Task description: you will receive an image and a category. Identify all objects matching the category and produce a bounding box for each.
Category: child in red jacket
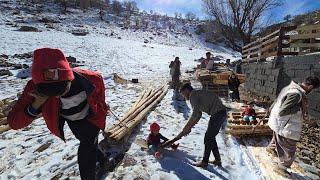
[241,101,257,125]
[147,122,178,157]
[7,48,109,180]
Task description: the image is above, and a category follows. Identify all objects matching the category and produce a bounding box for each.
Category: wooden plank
[290,32,320,40]
[296,24,320,31]
[281,25,297,32]
[261,42,278,54]
[243,30,280,50]
[242,45,260,54]
[243,39,261,49]
[282,51,299,56]
[0,125,10,134]
[290,43,320,48]
[261,36,279,47]
[260,30,280,42]
[228,124,271,130]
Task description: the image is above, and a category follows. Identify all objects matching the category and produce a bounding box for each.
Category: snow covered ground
[0,12,243,180]
[0,1,311,180]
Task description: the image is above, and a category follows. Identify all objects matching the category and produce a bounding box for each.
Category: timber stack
[226,111,273,136]
[105,86,168,141]
[0,96,17,134]
[195,67,245,97]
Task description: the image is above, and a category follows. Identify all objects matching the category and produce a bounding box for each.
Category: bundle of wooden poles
[105,86,168,141]
[226,112,273,136]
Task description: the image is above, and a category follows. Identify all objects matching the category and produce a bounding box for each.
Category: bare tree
[203,0,282,51]
[283,14,292,22]
[123,1,138,16]
[185,12,197,22]
[112,0,123,16]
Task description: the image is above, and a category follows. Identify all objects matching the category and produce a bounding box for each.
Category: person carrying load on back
[254,76,320,178]
[7,48,109,180]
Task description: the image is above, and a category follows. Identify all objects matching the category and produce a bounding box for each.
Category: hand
[29,91,49,110]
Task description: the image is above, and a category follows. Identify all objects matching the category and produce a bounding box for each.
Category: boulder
[17,68,31,79]
[17,26,40,32]
[0,70,12,76]
[144,39,149,43]
[71,29,89,36]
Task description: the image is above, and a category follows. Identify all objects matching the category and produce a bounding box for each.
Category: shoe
[266,148,277,158]
[273,165,291,178]
[209,160,222,167]
[193,161,208,168]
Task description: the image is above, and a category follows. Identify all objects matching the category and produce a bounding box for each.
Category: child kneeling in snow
[241,102,257,125]
[147,122,178,156]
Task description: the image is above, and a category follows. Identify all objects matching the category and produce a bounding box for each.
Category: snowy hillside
[0,1,315,180]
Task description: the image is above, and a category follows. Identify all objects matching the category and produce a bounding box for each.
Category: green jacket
[189,90,226,121]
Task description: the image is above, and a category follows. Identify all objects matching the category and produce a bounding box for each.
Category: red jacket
[242,106,256,117]
[7,69,109,139]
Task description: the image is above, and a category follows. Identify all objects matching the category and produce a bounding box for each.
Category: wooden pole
[110,89,164,138]
[113,87,168,140]
[0,125,11,134]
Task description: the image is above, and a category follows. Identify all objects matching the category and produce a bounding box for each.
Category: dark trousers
[67,119,104,180]
[230,89,240,100]
[202,110,227,163]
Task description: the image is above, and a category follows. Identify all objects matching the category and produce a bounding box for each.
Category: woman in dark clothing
[228,73,240,102]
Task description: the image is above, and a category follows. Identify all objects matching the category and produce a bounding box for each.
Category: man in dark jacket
[179,83,227,168]
[171,57,181,89]
[7,48,109,180]
[228,73,240,101]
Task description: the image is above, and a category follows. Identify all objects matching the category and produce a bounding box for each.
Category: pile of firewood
[297,124,320,172]
[226,112,273,136]
[0,96,17,134]
[105,87,168,141]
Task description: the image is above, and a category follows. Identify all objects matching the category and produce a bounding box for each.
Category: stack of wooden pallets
[226,111,273,136]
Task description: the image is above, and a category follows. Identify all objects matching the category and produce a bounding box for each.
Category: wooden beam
[290,33,320,40]
[296,24,320,31]
[290,43,320,48]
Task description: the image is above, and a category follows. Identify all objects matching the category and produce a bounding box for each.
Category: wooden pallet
[227,112,272,137]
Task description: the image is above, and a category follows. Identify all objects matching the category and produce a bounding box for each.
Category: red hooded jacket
[7,48,108,139]
[7,69,108,139]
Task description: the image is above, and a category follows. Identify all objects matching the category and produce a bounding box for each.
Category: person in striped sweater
[7,48,109,180]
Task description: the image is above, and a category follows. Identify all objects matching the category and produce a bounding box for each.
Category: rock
[189,48,193,50]
[144,39,149,43]
[71,29,89,36]
[0,70,12,76]
[17,68,31,79]
[0,54,8,59]
[149,37,154,40]
[13,64,23,69]
[17,26,40,32]
[66,56,77,63]
[45,23,55,29]
[38,17,60,24]
[117,37,122,39]
[12,52,32,59]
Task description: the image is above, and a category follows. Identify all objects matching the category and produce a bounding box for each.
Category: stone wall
[242,54,320,118]
[242,62,280,99]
